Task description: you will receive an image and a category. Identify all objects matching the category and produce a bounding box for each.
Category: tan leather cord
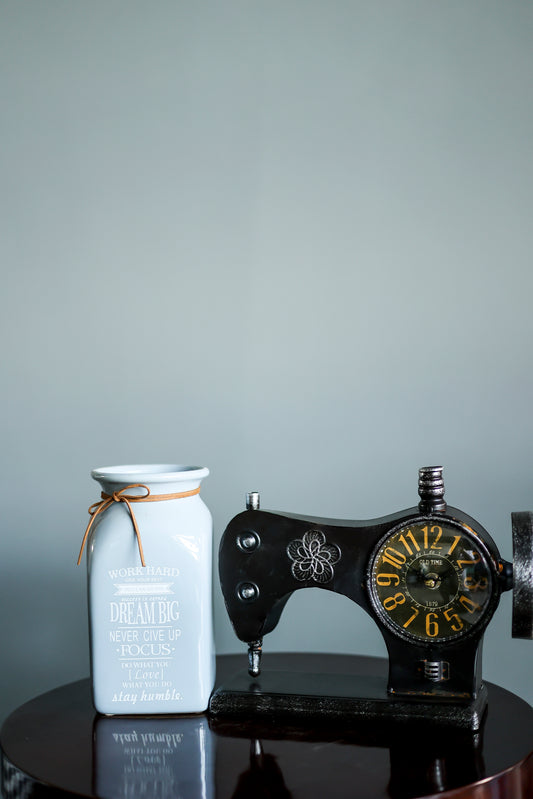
[77,483,201,567]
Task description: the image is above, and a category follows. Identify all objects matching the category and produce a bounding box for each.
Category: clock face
[369,521,494,643]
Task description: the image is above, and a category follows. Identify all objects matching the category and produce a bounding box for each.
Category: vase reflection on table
[93,715,214,799]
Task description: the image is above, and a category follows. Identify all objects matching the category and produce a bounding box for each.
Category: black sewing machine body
[212,468,532,729]
[220,504,506,702]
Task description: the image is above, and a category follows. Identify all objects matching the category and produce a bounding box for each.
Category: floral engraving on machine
[287,530,341,583]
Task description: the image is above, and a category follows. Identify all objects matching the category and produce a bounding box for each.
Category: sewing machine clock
[369,521,495,644]
[210,467,533,729]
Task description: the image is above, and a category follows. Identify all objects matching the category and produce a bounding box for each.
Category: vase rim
[91,463,209,484]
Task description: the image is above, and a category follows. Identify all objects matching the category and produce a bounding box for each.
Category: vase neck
[91,464,209,497]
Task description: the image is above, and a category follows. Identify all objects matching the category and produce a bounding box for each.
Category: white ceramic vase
[84,464,215,715]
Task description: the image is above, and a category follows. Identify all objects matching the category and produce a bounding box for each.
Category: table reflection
[211,716,486,799]
[230,740,292,799]
[93,715,214,799]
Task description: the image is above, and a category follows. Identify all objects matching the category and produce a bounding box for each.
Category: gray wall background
[1,1,533,728]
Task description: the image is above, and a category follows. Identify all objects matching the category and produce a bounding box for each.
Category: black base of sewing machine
[208,666,488,731]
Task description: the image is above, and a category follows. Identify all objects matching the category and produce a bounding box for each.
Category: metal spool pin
[418,466,446,513]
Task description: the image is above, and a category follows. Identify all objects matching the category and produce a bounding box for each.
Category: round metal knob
[237,582,259,602]
[237,531,260,552]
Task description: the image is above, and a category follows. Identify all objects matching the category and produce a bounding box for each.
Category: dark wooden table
[1,653,532,798]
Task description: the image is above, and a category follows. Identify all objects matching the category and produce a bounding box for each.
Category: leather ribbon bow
[77,483,200,567]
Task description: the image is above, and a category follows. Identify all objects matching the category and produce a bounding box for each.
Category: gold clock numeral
[376,573,400,587]
[463,576,488,591]
[443,607,464,631]
[430,527,443,549]
[459,595,481,614]
[383,592,406,611]
[403,606,419,629]
[457,551,481,569]
[398,530,420,556]
[421,525,443,550]
[425,612,439,637]
[382,548,407,569]
[446,535,461,556]
[422,525,429,549]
